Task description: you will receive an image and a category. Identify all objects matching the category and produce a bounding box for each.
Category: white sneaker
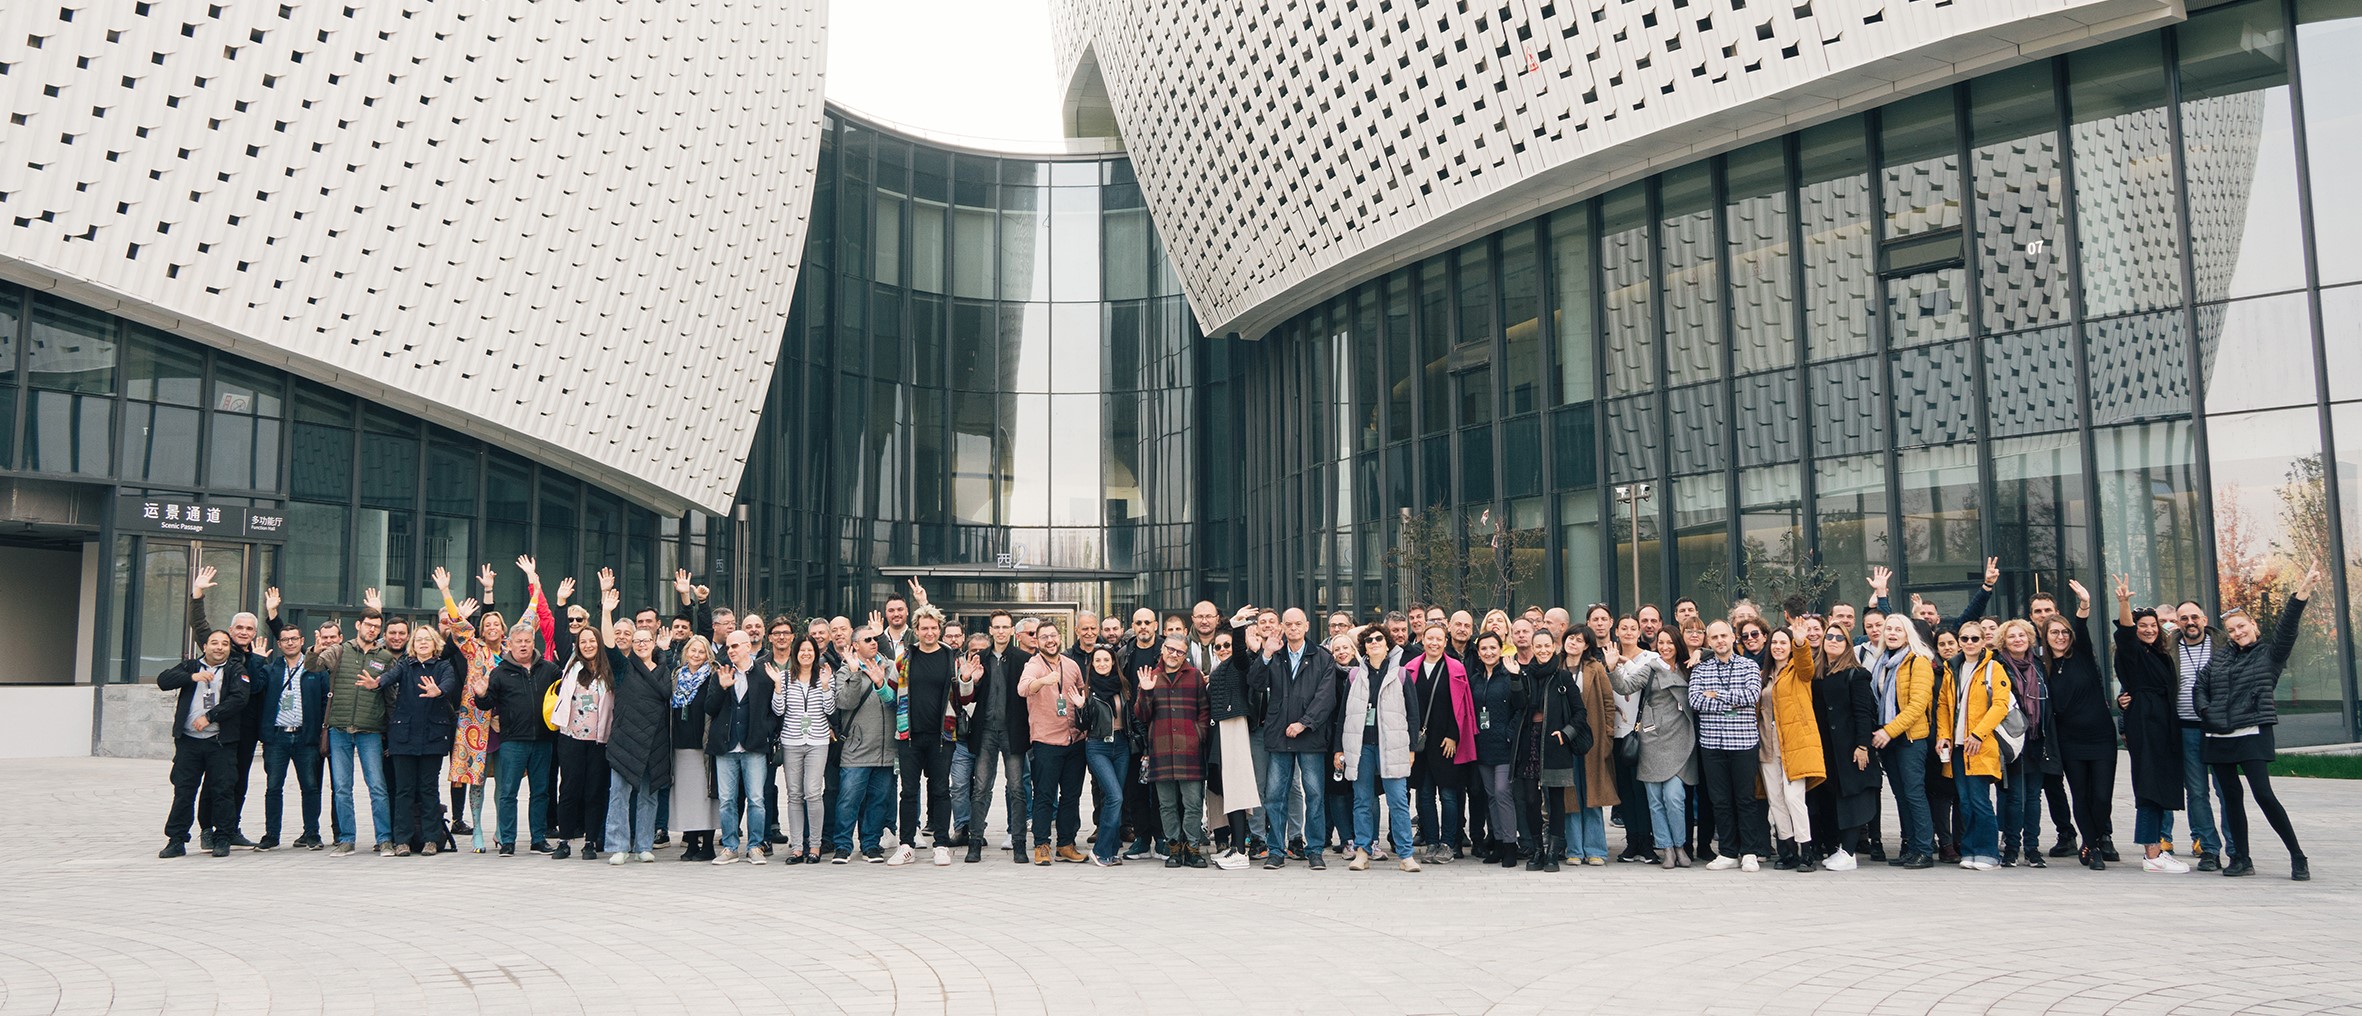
[998,834,1013,850]
[916,832,934,849]
[1822,849,1857,871]
[932,846,952,867]
[1740,854,1761,873]
[608,852,628,866]
[1970,858,1997,871]
[2144,853,2191,873]
[747,849,767,865]
[1214,850,1250,870]
[1705,854,1740,871]
[886,844,916,866]
[881,830,901,849]
[636,851,656,862]
[711,849,739,865]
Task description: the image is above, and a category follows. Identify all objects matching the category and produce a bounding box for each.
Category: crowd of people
[156,551,2321,882]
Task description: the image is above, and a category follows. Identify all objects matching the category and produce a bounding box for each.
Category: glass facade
[1235,0,2362,743]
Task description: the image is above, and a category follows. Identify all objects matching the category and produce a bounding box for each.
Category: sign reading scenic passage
[117,497,289,542]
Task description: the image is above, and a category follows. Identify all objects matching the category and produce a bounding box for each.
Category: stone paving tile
[4,756,2362,1015]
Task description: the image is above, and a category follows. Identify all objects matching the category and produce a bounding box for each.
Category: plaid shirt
[1687,654,1763,751]
[1136,663,1210,782]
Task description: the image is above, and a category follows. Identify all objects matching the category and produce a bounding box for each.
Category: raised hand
[599,567,617,592]
[515,555,538,584]
[455,597,479,620]
[1983,556,2001,589]
[418,674,443,699]
[907,577,931,607]
[191,565,218,598]
[673,568,693,602]
[2112,574,2132,603]
[2296,560,2324,599]
[1868,566,1891,599]
[555,577,575,605]
[601,588,621,613]
[2066,579,2089,605]
[431,566,452,592]
[263,587,283,616]
[361,587,380,611]
[476,564,497,593]
[692,584,709,602]
[868,610,885,632]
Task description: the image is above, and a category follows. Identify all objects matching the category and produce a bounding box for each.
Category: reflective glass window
[2178,1,2309,299]
[2069,34,2185,316]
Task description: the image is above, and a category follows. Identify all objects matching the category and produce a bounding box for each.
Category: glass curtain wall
[1234,0,2362,741]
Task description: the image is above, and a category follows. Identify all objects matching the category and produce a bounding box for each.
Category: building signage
[116,497,289,542]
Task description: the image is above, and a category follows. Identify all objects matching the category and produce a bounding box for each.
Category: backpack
[1981,661,2027,763]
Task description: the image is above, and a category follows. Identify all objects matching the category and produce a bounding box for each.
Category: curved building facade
[1193,0,2362,744]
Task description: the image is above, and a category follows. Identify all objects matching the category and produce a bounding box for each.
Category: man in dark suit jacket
[251,625,330,850]
[158,630,253,858]
[1252,608,1339,870]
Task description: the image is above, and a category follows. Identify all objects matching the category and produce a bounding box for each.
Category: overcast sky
[826,0,1065,142]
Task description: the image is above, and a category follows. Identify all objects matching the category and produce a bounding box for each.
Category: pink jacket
[1407,654,1479,765]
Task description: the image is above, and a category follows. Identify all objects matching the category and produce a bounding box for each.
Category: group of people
[157,551,2319,882]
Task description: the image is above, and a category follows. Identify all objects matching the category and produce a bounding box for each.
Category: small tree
[1694,530,1836,618]
[1389,506,1467,608]
[1467,507,1546,611]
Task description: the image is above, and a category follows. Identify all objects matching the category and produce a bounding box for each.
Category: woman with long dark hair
[2112,575,2187,873]
[1812,634,1881,871]
[1613,627,1695,868]
[770,632,834,865]
[1516,632,1576,872]
[1563,627,1619,865]
[2040,580,2116,871]
[548,623,615,861]
[1409,623,1477,865]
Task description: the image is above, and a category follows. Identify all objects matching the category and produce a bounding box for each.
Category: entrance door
[134,538,276,678]
[945,602,1080,646]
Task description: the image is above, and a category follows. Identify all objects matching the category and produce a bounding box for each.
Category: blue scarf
[673,662,713,708]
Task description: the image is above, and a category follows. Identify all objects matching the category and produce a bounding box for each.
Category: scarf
[1999,651,2041,728]
[1869,647,1907,726]
[673,661,713,708]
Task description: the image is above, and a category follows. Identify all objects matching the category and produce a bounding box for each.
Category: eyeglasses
[1213,641,1234,650]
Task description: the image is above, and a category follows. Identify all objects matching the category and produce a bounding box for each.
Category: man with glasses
[1119,608,1166,860]
[831,627,897,863]
[1137,636,1212,868]
[960,611,1032,863]
[2171,600,2230,870]
[1254,608,1338,870]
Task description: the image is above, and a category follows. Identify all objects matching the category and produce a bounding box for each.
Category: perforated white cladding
[1054,0,2183,340]
[0,0,827,515]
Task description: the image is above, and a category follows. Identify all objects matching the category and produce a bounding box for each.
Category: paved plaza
[2,756,2359,1016]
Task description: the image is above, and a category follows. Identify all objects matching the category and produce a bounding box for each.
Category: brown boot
[1032,844,1052,866]
[1056,845,1089,863]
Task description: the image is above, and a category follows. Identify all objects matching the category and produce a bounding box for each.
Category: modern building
[5,0,2362,751]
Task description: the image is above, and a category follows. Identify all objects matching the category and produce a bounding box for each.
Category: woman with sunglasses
[2194,561,2319,880]
[1992,618,2057,867]
[1204,616,1264,869]
[1342,625,1422,872]
[1612,627,1695,867]
[1409,623,1478,865]
[1926,627,1965,863]
[2112,575,2188,873]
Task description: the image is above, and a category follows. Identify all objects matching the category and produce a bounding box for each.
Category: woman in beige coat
[1561,628,1621,864]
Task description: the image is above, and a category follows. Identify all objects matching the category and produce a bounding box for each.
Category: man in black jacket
[1254,608,1339,870]
[475,623,561,856]
[962,610,1032,863]
[159,631,252,858]
[891,607,958,866]
[704,630,778,864]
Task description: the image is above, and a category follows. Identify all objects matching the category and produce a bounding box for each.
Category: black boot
[1774,838,1797,871]
[1542,838,1562,873]
[1795,842,1819,873]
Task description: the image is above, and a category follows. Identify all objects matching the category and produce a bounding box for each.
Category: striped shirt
[1686,654,1763,751]
[2174,636,2211,724]
[770,663,835,747]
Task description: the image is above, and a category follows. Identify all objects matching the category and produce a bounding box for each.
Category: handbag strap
[1415,660,1446,742]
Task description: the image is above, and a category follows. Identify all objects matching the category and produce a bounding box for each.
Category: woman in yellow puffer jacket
[1937,645,2012,871]
[1759,624,1826,871]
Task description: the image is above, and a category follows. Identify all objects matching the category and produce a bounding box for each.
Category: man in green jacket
[312,595,397,857]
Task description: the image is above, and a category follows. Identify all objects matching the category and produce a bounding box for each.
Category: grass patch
[2272,753,2362,780]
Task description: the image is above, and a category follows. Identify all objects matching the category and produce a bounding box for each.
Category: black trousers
[1926,750,1960,851]
[388,754,446,847]
[1613,751,1650,853]
[2062,754,2117,847]
[165,735,236,844]
[553,736,611,846]
[898,736,955,841]
[1515,782,1566,852]
[2213,759,2302,863]
[820,739,844,846]
[1464,771,1490,849]
[227,735,258,833]
[1690,762,1719,853]
[1699,747,1769,858]
[763,757,782,840]
[2043,771,2078,845]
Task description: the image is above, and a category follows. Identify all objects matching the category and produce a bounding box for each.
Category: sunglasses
[1214,641,1234,650]
[859,636,879,644]
[1743,631,1767,640]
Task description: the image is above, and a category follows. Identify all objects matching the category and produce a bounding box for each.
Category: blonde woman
[668,635,721,861]
[1759,625,1825,872]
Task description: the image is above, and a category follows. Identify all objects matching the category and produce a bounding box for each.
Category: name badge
[1364,705,1377,726]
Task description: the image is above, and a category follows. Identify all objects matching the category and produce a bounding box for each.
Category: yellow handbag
[541,679,563,731]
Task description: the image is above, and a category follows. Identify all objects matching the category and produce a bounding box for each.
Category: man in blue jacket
[252,625,330,850]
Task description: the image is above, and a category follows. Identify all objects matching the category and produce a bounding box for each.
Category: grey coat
[834,655,898,768]
[1610,651,1698,785]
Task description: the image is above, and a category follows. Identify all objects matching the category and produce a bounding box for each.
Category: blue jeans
[2135,803,2173,849]
[1083,736,1129,860]
[1029,742,1086,847]
[492,739,554,846]
[1263,750,1329,857]
[326,729,388,845]
[2180,726,2228,857]
[1880,738,1933,856]
[949,741,975,834]
[604,772,658,853]
[261,732,323,841]
[1352,744,1412,856]
[1642,779,1685,851]
[714,750,767,853]
[1565,807,1609,860]
[1957,773,1999,862]
[833,766,893,853]
[2001,759,2041,856]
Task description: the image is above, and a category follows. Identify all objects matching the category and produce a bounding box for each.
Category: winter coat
[700,665,779,756]
[835,654,900,767]
[1530,658,1588,781]
[1566,656,1620,810]
[1342,658,1422,780]
[1611,651,1696,785]
[313,640,396,733]
[1468,661,1525,765]
[1251,642,1340,753]
[1937,654,2013,781]
[2114,624,2184,811]
[1136,663,1211,782]
[2044,615,2117,762]
[478,656,560,743]
[1813,664,1883,805]
[605,650,673,790]
[158,656,251,738]
[1762,648,1827,787]
[381,656,460,756]
[2195,595,2310,733]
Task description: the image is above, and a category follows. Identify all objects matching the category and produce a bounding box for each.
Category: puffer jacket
[1937,653,2013,781]
[2195,595,2309,733]
[1340,658,1423,780]
[381,655,459,756]
[314,640,396,733]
